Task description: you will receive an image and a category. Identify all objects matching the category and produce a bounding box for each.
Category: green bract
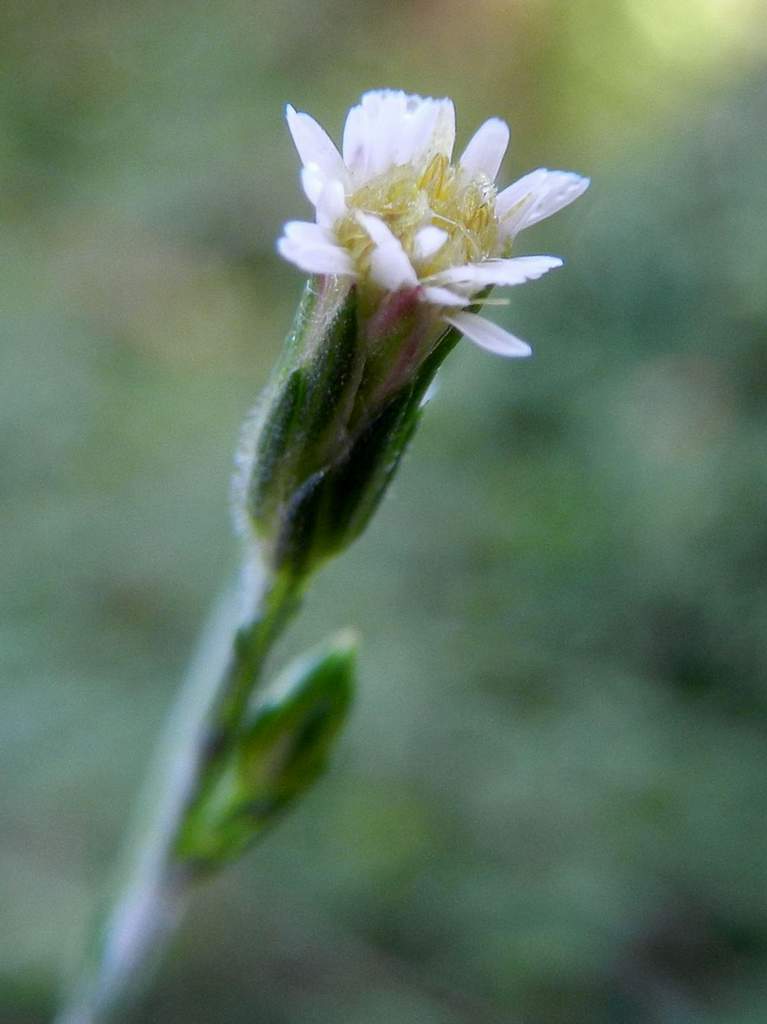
[238,275,462,577]
[175,632,357,868]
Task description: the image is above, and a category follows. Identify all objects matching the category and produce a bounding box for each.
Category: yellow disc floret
[335,153,500,283]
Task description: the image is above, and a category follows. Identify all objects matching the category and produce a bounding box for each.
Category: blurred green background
[3,1,767,1022]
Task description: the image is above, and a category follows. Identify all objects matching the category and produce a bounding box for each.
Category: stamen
[418,153,448,194]
[467,205,490,233]
[432,212,461,231]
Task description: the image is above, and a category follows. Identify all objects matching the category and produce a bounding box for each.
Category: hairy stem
[56,562,301,1024]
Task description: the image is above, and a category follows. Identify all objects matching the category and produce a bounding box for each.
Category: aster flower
[278,89,589,358]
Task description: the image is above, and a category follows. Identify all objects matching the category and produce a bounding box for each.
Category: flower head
[278,89,589,358]
[242,92,589,576]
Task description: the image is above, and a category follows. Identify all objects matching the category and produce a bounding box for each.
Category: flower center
[335,153,500,282]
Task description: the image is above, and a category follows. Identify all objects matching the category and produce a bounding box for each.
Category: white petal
[444,312,532,358]
[343,91,455,183]
[315,178,347,228]
[412,225,449,261]
[459,118,510,181]
[283,220,336,245]
[341,102,367,176]
[429,255,563,289]
[396,104,432,166]
[356,212,418,291]
[497,193,538,242]
[495,169,548,216]
[394,95,456,167]
[277,235,354,276]
[420,285,469,307]
[285,105,346,181]
[300,164,325,205]
[365,91,404,176]
[431,99,456,161]
[343,91,403,181]
[498,169,589,235]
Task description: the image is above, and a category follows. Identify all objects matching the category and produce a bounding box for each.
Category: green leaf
[174,631,357,869]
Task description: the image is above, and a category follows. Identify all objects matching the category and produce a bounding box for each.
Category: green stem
[55,561,302,1024]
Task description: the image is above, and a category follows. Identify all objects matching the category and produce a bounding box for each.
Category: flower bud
[174,630,356,868]
[235,275,457,579]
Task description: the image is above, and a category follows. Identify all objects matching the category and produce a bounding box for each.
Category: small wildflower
[278,89,589,357]
[240,90,589,575]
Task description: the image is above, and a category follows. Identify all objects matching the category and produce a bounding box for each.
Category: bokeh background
[3,1,767,1022]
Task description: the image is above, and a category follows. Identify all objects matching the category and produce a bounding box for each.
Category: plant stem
[55,561,301,1024]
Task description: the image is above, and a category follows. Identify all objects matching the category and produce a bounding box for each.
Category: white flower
[277,90,589,358]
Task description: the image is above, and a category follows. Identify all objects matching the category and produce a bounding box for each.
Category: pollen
[335,154,500,283]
